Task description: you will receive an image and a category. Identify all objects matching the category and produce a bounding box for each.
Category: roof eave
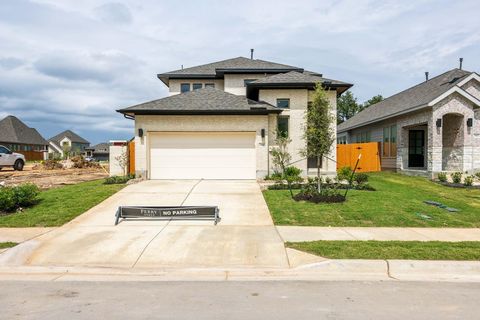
[116,109,282,116]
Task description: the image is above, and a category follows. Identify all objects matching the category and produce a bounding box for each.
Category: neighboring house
[0,115,49,160]
[118,55,352,179]
[48,130,90,158]
[337,68,480,177]
[85,142,110,161]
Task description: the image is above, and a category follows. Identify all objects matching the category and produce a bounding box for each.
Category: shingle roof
[0,115,48,146]
[86,142,109,154]
[160,56,303,76]
[249,71,352,87]
[49,130,90,145]
[117,87,281,115]
[338,68,473,132]
[157,56,304,85]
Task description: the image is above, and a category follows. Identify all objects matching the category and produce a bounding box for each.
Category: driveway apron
[10,180,289,269]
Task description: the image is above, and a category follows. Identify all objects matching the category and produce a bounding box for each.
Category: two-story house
[118,55,352,180]
[48,130,90,158]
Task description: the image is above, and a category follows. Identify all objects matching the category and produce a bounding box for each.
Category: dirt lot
[0,164,109,189]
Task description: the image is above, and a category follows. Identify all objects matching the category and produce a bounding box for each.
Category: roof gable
[338,68,473,132]
[49,130,90,145]
[0,116,48,145]
[117,87,281,115]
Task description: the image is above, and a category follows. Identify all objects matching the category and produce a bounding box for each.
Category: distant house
[0,115,49,160]
[48,130,90,158]
[337,68,480,177]
[85,142,110,161]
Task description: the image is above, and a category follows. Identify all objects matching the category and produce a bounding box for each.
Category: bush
[337,166,353,182]
[464,175,474,187]
[0,183,40,212]
[475,172,480,181]
[283,166,303,181]
[451,172,462,184]
[353,173,369,185]
[104,175,134,184]
[437,172,448,183]
[264,172,283,181]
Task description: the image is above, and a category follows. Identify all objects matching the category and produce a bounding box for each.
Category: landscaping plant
[337,166,353,182]
[104,174,135,185]
[437,172,448,183]
[301,83,335,193]
[464,175,474,187]
[451,172,462,184]
[353,172,369,185]
[0,183,40,213]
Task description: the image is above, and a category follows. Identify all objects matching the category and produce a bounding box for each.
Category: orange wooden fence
[128,140,135,175]
[16,151,45,161]
[336,142,381,172]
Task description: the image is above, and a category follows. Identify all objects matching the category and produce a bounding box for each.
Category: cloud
[94,2,132,25]
[0,57,25,70]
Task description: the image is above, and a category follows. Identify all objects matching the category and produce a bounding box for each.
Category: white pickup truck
[0,145,25,171]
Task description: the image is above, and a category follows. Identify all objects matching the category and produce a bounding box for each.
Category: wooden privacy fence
[336,142,381,172]
[17,151,45,161]
[128,140,135,175]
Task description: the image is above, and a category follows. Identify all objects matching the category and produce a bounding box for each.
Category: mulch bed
[293,193,346,203]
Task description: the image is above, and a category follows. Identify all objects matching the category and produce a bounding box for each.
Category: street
[0,280,478,319]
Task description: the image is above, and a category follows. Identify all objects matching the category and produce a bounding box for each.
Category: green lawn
[0,179,125,227]
[287,240,480,260]
[263,172,480,227]
[0,242,17,249]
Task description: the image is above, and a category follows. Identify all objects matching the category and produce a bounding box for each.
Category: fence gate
[336,142,381,172]
[128,140,135,175]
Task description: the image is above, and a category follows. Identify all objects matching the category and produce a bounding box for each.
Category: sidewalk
[277,226,480,242]
[0,228,56,243]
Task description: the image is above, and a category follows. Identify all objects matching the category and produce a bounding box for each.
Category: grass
[0,179,125,227]
[263,172,480,227]
[287,240,480,260]
[0,242,17,249]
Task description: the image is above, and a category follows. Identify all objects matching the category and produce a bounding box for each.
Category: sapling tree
[302,83,336,193]
[114,149,129,176]
[270,134,297,197]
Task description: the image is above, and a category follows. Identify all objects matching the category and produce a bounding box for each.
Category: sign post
[115,206,220,225]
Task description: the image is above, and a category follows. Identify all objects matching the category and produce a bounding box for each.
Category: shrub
[337,166,353,182]
[104,175,134,184]
[475,172,480,181]
[437,172,448,183]
[464,175,474,187]
[353,173,369,185]
[0,183,40,212]
[264,172,283,181]
[450,172,462,184]
[283,166,302,181]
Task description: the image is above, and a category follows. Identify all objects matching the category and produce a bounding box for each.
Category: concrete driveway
[5,180,289,269]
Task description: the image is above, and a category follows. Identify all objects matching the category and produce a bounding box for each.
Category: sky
[1,0,479,145]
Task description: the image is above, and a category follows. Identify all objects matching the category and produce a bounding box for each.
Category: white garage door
[149,132,256,179]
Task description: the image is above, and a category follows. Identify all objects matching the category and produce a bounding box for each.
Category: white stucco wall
[134,115,273,179]
[109,145,127,176]
[224,74,268,95]
[259,88,337,176]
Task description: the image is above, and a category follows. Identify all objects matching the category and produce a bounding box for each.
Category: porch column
[429,116,442,173]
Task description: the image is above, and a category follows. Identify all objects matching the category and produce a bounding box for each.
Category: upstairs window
[355,131,371,143]
[180,83,190,93]
[276,98,290,109]
[205,83,215,88]
[192,83,202,90]
[277,116,289,137]
[244,79,257,87]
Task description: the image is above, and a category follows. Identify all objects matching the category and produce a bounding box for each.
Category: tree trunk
[317,155,321,193]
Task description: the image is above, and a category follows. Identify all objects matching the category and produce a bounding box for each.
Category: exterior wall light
[467,118,473,127]
[436,119,442,128]
[138,128,144,137]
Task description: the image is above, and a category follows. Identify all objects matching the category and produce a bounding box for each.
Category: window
[244,79,257,87]
[383,124,397,157]
[276,98,290,109]
[0,146,9,154]
[277,116,289,137]
[192,83,202,90]
[337,136,347,144]
[205,83,215,88]
[355,131,371,143]
[308,156,323,169]
[180,83,190,93]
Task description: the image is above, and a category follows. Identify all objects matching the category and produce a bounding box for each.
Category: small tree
[270,134,297,197]
[302,83,335,193]
[114,149,128,176]
[62,144,71,159]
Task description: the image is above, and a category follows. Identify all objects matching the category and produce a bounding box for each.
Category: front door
[408,130,425,168]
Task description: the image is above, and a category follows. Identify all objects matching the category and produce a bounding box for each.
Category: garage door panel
[149,132,256,179]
